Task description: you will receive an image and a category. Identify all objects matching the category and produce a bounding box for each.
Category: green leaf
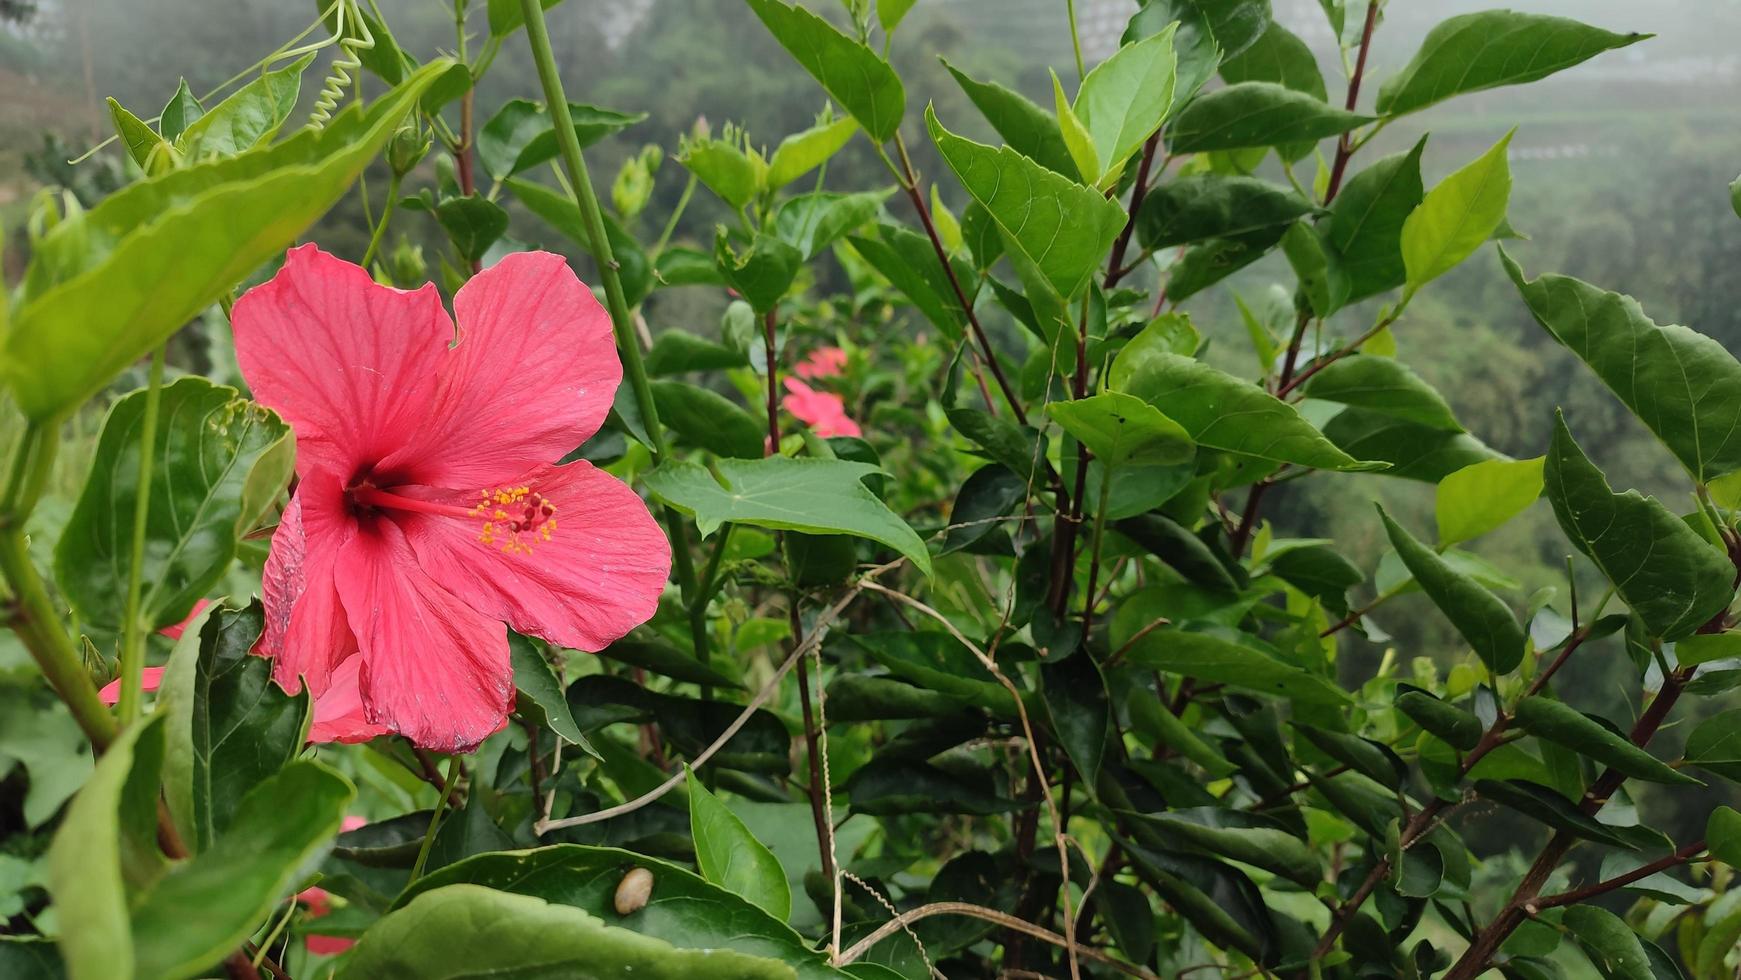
[1302,355,1461,431]
[599,638,744,690]
[6,59,451,422]
[1379,506,1525,674]
[1707,806,1741,869]
[643,458,931,575]
[1053,71,1100,188]
[47,715,164,980]
[108,99,174,173]
[1400,130,1513,294]
[1322,408,1503,482]
[686,769,791,921]
[1676,632,1741,669]
[744,0,904,142]
[773,189,889,261]
[926,106,1126,301]
[848,632,1014,716]
[1136,174,1314,250]
[1166,82,1371,153]
[1126,694,1236,776]
[485,0,563,36]
[1395,687,1482,751]
[509,633,593,752]
[1111,349,1379,472]
[1325,137,1426,303]
[434,194,509,263]
[845,758,1024,816]
[1563,905,1655,980]
[1045,391,1195,469]
[1294,724,1405,788]
[1436,457,1545,545]
[159,601,310,850]
[507,177,654,307]
[1475,780,1637,848]
[678,136,766,212]
[877,0,917,32]
[1545,415,1734,641]
[645,332,748,376]
[1125,0,1271,110]
[177,53,312,159]
[55,379,292,633]
[1163,226,1290,303]
[342,883,794,980]
[158,78,205,144]
[1120,843,1274,963]
[824,674,972,721]
[941,463,1026,554]
[652,380,764,458]
[1376,11,1650,117]
[1126,808,1320,888]
[1503,251,1741,482]
[131,761,353,979]
[1681,710,1741,782]
[766,115,859,190]
[1513,697,1698,785]
[1118,629,1349,706]
[1041,651,1111,785]
[940,58,1078,179]
[477,98,646,181]
[396,845,855,980]
[715,230,803,314]
[1073,24,1179,184]
[1221,21,1326,101]
[848,223,972,342]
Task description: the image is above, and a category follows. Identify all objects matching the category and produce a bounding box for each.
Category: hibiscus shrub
[4,1,1740,978]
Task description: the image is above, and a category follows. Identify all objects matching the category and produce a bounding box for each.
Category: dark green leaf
[1294,724,1405,788]
[509,633,592,751]
[1563,905,1655,980]
[1221,21,1326,100]
[1513,697,1697,785]
[1125,0,1272,111]
[845,758,1024,816]
[158,78,205,144]
[715,230,802,313]
[645,332,748,376]
[1136,174,1314,250]
[1475,780,1636,848]
[773,190,889,261]
[598,638,744,690]
[823,675,973,721]
[849,223,971,342]
[1322,408,1503,482]
[940,59,1077,179]
[1376,11,1650,117]
[1127,808,1319,888]
[477,98,646,181]
[687,770,790,921]
[1118,629,1349,705]
[744,0,904,142]
[1042,651,1111,785]
[1379,506,1525,674]
[1167,82,1370,153]
[651,380,764,458]
[1324,137,1425,302]
[848,632,1014,715]
[435,194,509,263]
[941,463,1027,554]
[1122,842,1275,964]
[1545,415,1734,640]
[1683,710,1741,782]
[1303,356,1461,431]
[1164,226,1290,302]
[1395,688,1482,751]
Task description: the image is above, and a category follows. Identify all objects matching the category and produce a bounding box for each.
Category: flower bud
[388,122,432,178]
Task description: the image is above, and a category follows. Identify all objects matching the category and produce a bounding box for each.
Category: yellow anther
[470,485,556,556]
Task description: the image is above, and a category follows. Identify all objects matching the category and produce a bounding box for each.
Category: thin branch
[835,902,1159,980]
[1535,839,1706,910]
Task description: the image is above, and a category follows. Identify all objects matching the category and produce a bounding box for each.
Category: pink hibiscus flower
[232,246,671,752]
[781,377,861,439]
[795,346,847,379]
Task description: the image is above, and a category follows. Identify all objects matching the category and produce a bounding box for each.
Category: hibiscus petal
[99,667,165,706]
[386,252,620,488]
[232,244,448,480]
[401,462,669,653]
[258,471,358,699]
[335,521,513,753]
[307,655,390,745]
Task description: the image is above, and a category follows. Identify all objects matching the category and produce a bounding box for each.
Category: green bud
[388,123,432,178]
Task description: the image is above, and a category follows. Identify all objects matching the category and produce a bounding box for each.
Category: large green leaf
[509,632,593,750]
[1136,174,1314,250]
[940,59,1078,179]
[1379,507,1525,674]
[848,223,971,342]
[1401,131,1513,295]
[1504,251,1741,482]
[396,845,854,980]
[1072,24,1179,185]
[643,457,930,575]
[1436,457,1544,546]
[1322,408,1503,482]
[1376,11,1649,117]
[1125,0,1272,110]
[1324,138,1425,302]
[687,770,791,922]
[5,59,450,422]
[652,380,764,459]
[177,54,311,159]
[925,106,1127,300]
[773,189,889,261]
[476,97,645,181]
[1220,21,1326,100]
[158,601,311,851]
[1562,905,1655,980]
[847,632,1014,716]
[1302,355,1461,431]
[1166,82,1370,153]
[1041,651,1111,785]
[130,761,353,979]
[744,0,904,143]
[1513,697,1698,785]
[55,379,292,633]
[1125,808,1319,888]
[1111,349,1379,472]
[1117,629,1349,706]
[1545,416,1734,641]
[1475,780,1636,848]
[1045,392,1195,469]
[341,884,793,980]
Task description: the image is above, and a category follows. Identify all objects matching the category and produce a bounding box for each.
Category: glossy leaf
[848,632,1014,716]
[1401,131,1513,294]
[1136,174,1314,250]
[1504,251,1741,482]
[1073,24,1178,184]
[1475,780,1636,848]
[848,223,971,342]
[1513,697,1698,785]
[926,106,1127,300]
[5,60,451,421]
[1322,408,1503,482]
[773,190,888,261]
[1128,808,1319,888]
[1112,349,1379,472]
[687,770,790,921]
[55,379,293,633]
[158,78,204,144]
[744,0,904,142]
[1302,355,1462,431]
[643,458,931,575]
[1563,905,1654,980]
[509,633,592,750]
[1546,416,1734,640]
[476,98,645,181]
[1436,457,1545,546]
[1125,0,1272,109]
[1682,710,1741,781]
[1396,687,1482,751]
[1708,806,1741,869]
[1379,507,1525,674]
[1041,651,1111,785]
[177,54,310,159]
[1377,11,1650,117]
[845,758,1023,816]
[1045,391,1195,469]
[941,58,1078,179]
[1117,629,1349,706]
[767,115,859,190]
[341,884,793,979]
[715,230,803,313]
[1325,137,1426,302]
[652,380,764,458]
[1221,21,1326,101]
[1166,82,1371,153]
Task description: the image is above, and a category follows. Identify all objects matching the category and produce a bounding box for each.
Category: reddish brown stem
[1536,839,1705,910]
[1323,0,1381,203]
[763,309,781,450]
[1104,133,1161,289]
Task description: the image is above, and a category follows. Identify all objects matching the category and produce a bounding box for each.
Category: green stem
[650,172,697,259]
[0,427,117,751]
[1065,0,1086,81]
[409,754,462,883]
[118,346,168,726]
[361,173,402,268]
[1079,476,1112,647]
